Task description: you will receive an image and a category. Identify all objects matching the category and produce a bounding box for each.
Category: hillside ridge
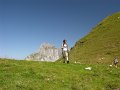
[69,12,120,64]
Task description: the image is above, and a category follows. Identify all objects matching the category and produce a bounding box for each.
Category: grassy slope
[69,12,120,64]
[0,59,120,90]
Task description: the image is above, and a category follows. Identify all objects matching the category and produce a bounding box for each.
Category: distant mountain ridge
[25,43,62,62]
[69,12,120,64]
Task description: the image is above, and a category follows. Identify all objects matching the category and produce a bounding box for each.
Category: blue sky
[0,0,120,59]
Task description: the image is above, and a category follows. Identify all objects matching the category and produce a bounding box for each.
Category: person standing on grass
[61,39,69,63]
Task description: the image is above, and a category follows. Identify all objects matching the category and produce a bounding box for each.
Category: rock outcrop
[25,43,62,62]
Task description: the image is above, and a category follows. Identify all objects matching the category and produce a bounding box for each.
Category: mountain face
[25,43,62,62]
[69,12,120,64]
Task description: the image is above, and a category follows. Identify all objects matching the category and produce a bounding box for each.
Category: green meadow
[0,59,120,90]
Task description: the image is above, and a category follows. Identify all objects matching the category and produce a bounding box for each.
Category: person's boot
[67,61,69,64]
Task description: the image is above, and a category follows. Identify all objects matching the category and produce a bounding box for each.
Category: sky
[0,0,120,59]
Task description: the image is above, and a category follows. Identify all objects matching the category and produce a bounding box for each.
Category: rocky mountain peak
[25,43,62,62]
[39,43,55,49]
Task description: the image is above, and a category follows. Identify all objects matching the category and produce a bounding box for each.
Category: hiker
[61,39,69,63]
[112,58,119,68]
